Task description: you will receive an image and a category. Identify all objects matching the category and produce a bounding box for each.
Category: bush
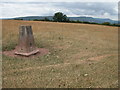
[33,19,40,21]
[44,17,50,21]
[14,18,23,20]
[102,22,111,25]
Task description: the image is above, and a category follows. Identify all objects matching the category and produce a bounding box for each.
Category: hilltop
[2,20,118,88]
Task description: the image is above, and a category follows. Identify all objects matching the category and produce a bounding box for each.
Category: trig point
[15,25,39,56]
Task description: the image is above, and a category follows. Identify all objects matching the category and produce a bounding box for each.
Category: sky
[0,0,119,20]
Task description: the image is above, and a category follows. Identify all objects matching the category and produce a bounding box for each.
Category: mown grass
[2,20,118,88]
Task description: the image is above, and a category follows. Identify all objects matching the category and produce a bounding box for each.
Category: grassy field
[2,20,118,88]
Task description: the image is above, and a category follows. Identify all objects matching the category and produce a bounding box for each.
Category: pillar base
[15,49,39,57]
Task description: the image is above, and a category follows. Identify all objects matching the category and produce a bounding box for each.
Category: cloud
[1,0,119,2]
[0,2,118,20]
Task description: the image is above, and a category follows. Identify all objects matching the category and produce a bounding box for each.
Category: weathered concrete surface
[15,26,39,56]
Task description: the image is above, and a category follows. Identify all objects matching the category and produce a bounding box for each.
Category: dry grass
[2,20,118,88]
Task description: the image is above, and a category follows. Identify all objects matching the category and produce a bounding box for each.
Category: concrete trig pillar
[15,25,39,56]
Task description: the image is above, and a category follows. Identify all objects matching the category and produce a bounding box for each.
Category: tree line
[14,12,120,27]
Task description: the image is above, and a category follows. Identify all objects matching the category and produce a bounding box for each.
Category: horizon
[0,15,118,21]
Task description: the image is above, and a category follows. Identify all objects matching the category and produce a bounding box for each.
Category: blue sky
[0,0,119,20]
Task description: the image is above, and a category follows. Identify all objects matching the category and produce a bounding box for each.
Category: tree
[53,12,69,22]
[44,17,50,21]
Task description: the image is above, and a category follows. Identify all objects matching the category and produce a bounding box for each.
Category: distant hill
[69,17,118,24]
[12,16,53,21]
[11,16,118,24]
